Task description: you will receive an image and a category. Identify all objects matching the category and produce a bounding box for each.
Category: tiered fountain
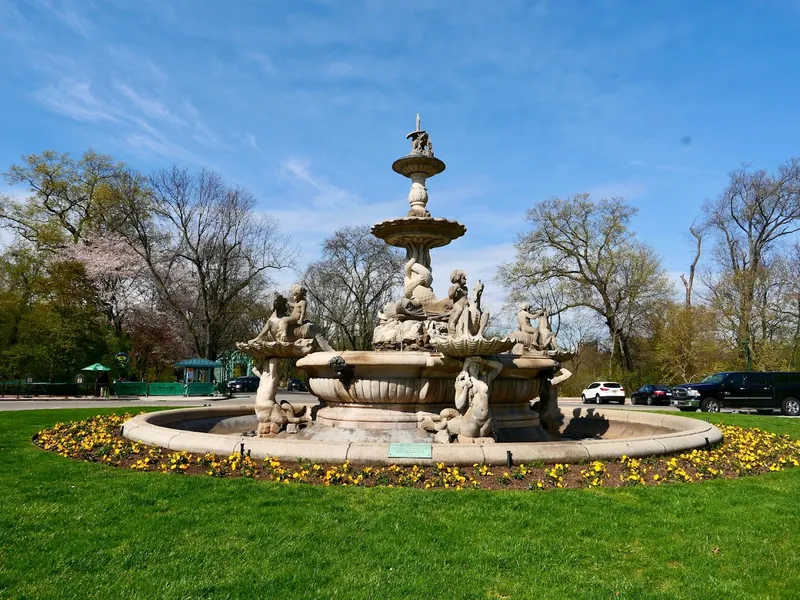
[122,117,721,464]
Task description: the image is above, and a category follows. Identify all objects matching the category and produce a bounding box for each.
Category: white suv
[581,381,626,404]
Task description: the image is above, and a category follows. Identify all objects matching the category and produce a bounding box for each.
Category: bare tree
[116,167,294,359]
[679,222,704,309]
[498,193,671,371]
[703,158,800,361]
[302,226,403,350]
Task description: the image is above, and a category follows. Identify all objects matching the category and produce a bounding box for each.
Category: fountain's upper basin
[121,405,723,466]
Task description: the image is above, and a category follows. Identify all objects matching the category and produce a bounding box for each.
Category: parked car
[287,378,308,392]
[630,384,673,406]
[580,381,626,404]
[227,376,260,393]
[671,371,800,416]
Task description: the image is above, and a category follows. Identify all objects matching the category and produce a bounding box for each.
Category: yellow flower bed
[34,416,800,491]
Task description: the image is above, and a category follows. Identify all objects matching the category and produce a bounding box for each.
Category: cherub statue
[276,284,306,341]
[511,303,560,353]
[249,285,331,351]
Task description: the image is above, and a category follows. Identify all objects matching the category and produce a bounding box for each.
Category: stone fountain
[122,116,722,464]
[295,115,558,443]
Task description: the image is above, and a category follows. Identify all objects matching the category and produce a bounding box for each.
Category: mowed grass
[1,409,799,599]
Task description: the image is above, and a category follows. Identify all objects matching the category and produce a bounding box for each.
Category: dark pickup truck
[671,371,800,416]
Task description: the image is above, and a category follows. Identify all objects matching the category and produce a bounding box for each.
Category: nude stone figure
[422,356,503,443]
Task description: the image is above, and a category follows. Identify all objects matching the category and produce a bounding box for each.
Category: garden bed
[34,413,800,491]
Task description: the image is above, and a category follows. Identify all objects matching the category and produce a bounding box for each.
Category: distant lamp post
[742,340,752,371]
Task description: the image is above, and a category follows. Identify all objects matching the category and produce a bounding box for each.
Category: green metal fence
[112,382,148,396]
[0,379,226,398]
[147,382,186,396]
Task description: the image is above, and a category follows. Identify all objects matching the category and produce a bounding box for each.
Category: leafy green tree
[1,150,124,250]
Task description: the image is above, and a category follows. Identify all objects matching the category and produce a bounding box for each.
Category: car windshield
[701,372,728,384]
[603,383,622,388]
[653,385,670,391]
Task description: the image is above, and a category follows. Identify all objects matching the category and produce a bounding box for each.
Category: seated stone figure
[378,258,452,323]
[250,285,332,351]
[510,303,560,353]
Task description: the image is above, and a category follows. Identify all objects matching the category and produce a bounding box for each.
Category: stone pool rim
[121,405,723,466]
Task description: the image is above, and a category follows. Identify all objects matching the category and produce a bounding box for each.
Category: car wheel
[581,395,586,404]
[781,397,800,417]
[700,398,721,413]
[595,395,602,405]
[646,395,655,406]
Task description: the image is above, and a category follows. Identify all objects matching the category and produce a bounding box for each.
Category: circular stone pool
[122,406,722,466]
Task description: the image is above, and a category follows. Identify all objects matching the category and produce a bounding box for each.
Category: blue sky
[2,0,800,308]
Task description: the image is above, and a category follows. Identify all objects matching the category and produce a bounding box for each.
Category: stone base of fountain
[121,405,723,465]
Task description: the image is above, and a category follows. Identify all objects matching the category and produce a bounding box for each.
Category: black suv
[287,378,308,392]
[672,371,800,416]
[227,376,260,393]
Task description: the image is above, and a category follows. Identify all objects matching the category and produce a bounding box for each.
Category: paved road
[0,392,307,412]
[2,394,789,416]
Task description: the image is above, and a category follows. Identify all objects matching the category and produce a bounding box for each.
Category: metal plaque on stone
[388,443,433,459]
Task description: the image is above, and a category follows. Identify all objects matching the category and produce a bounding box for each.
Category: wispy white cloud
[113,81,185,125]
[243,133,259,151]
[278,158,360,210]
[181,101,229,150]
[35,78,117,123]
[38,0,94,37]
[243,51,277,76]
[28,51,229,163]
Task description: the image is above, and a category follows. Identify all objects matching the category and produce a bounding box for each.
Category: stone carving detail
[236,284,331,437]
[328,355,354,389]
[421,357,503,443]
[407,113,434,158]
[432,271,513,357]
[532,367,572,436]
[252,358,312,436]
[249,285,332,351]
[509,303,562,354]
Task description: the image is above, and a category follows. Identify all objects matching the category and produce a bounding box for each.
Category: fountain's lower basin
[122,405,723,465]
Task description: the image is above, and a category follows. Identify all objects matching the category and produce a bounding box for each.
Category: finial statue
[406,114,434,158]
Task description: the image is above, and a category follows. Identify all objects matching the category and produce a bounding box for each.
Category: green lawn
[1,408,799,600]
